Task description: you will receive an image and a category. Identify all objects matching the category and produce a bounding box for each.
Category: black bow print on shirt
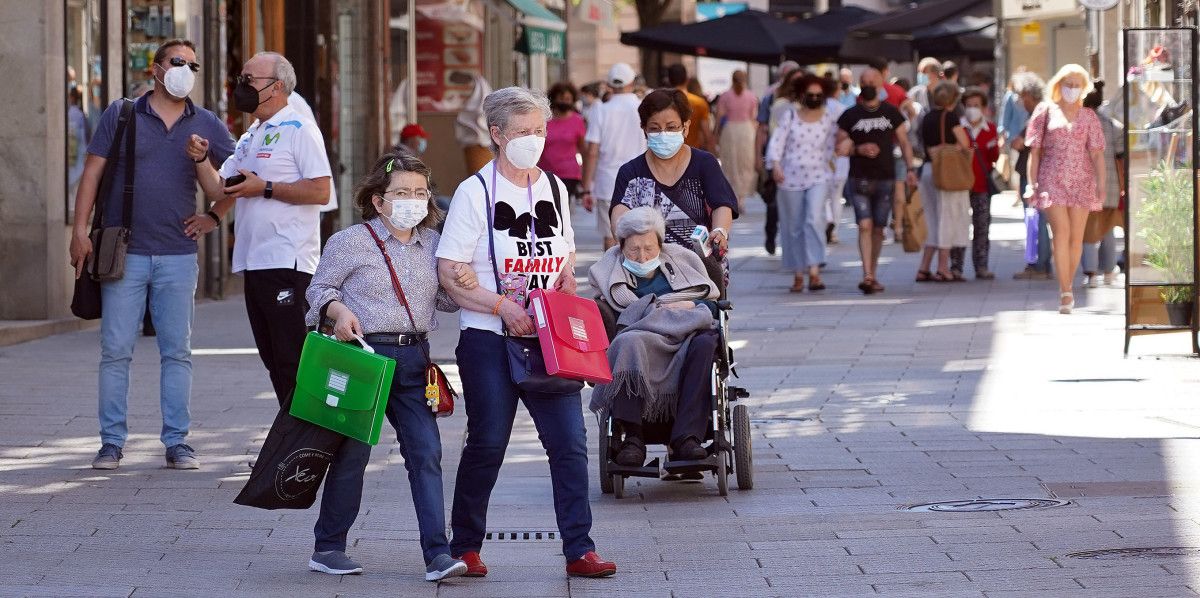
[493,201,559,238]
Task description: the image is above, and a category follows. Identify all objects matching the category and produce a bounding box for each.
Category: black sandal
[915,270,933,282]
[933,271,952,282]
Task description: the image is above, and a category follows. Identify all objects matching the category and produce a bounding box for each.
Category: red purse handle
[361,223,432,367]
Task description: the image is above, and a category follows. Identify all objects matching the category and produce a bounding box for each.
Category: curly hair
[791,73,834,100]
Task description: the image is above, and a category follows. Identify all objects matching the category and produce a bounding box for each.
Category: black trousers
[612,329,720,445]
[244,268,312,407]
[761,174,779,244]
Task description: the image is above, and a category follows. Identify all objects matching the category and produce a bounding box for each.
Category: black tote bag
[234,409,347,510]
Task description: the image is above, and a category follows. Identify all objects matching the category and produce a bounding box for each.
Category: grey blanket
[589,294,715,421]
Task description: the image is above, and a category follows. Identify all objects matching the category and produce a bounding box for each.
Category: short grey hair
[257,51,297,95]
[615,207,665,245]
[1017,73,1045,101]
[483,86,552,135]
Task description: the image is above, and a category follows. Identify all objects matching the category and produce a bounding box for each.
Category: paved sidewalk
[4,195,1200,597]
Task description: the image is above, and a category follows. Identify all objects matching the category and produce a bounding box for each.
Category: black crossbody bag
[476,170,584,397]
[71,99,135,320]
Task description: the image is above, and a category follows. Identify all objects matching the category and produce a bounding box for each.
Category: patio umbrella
[620,10,822,65]
[840,0,995,62]
[784,6,880,65]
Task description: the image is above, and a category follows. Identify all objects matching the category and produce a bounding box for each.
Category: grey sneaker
[309,550,363,575]
[165,444,199,470]
[425,554,468,582]
[91,443,123,470]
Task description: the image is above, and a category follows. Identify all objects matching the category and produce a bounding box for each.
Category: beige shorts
[597,199,612,239]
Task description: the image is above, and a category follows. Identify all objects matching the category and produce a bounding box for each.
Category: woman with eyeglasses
[609,89,738,271]
[301,151,477,581]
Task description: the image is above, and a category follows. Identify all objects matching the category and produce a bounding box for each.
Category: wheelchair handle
[716,300,733,311]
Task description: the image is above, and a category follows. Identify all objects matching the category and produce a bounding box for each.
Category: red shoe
[566,551,616,578]
[454,551,488,577]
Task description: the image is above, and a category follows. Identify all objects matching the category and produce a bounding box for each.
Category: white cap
[608,63,636,88]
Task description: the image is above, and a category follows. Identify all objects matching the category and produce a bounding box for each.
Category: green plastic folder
[289,332,395,445]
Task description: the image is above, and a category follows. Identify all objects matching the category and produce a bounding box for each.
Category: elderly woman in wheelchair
[587,207,722,467]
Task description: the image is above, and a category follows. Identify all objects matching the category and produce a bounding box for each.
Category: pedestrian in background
[766,73,838,292]
[756,60,802,255]
[539,81,587,201]
[1025,64,1106,314]
[302,151,473,582]
[915,81,971,282]
[1011,74,1053,281]
[582,63,646,250]
[435,86,617,579]
[71,39,234,471]
[999,68,1030,147]
[716,70,760,208]
[1081,80,1124,288]
[189,51,332,406]
[667,64,712,152]
[836,68,918,294]
[953,87,1000,280]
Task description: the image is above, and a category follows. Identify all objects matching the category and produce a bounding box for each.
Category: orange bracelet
[491,296,505,316]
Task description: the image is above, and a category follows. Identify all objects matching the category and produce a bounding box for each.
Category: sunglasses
[167,56,201,72]
[234,74,279,87]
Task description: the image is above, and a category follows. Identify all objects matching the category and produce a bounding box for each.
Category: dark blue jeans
[313,342,449,565]
[450,328,595,561]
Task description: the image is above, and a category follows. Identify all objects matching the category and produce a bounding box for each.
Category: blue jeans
[848,177,895,227]
[777,183,828,271]
[98,253,197,448]
[450,328,595,561]
[1082,231,1117,274]
[314,342,449,564]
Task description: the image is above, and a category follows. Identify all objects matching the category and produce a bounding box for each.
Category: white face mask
[964,107,983,123]
[383,198,427,230]
[159,64,195,99]
[504,134,546,170]
[1061,85,1083,103]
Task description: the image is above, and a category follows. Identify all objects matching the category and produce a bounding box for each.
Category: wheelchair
[593,251,752,498]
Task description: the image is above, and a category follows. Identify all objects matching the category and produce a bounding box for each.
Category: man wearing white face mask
[70,39,235,471]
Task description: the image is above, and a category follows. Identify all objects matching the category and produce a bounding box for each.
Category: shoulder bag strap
[120,99,136,229]
[477,170,511,337]
[361,222,433,365]
[91,99,134,232]
[546,171,562,219]
[939,110,949,147]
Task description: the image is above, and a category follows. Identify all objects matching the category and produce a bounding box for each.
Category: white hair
[615,207,665,245]
[483,86,551,135]
[256,51,297,95]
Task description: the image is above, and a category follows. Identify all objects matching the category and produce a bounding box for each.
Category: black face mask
[803,94,825,109]
[840,82,850,91]
[859,85,878,102]
[232,80,273,114]
[552,101,574,113]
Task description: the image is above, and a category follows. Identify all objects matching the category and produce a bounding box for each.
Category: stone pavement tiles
[4,196,1200,596]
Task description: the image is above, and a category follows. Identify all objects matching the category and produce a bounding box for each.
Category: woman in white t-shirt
[434,87,616,579]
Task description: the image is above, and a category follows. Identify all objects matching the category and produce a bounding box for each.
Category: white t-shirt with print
[585,93,647,203]
[436,162,576,334]
[220,104,333,274]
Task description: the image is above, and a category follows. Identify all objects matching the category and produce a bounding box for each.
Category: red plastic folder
[528,289,613,384]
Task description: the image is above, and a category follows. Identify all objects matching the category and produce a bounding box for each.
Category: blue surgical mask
[416,138,428,154]
[646,131,685,159]
[623,257,661,278]
[879,85,889,102]
[917,73,929,87]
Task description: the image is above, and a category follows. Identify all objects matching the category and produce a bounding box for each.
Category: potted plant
[1137,162,1195,325]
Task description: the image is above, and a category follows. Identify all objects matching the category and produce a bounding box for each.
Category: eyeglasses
[383,189,432,201]
[234,74,278,87]
[646,124,684,134]
[168,56,201,72]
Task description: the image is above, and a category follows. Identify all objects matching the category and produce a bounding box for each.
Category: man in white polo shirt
[188,51,331,407]
[581,63,647,250]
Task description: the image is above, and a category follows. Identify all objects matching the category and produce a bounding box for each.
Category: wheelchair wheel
[613,473,625,499]
[598,422,613,495]
[733,404,754,490]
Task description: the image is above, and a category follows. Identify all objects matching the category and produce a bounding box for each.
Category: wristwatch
[263,181,274,199]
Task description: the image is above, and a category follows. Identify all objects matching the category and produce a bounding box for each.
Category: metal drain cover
[1067,547,1200,560]
[751,417,813,423]
[484,530,558,542]
[901,498,1071,512]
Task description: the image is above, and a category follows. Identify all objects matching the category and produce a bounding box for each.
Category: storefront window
[65,0,107,224]
[125,0,186,97]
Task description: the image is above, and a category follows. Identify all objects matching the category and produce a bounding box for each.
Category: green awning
[506,0,566,59]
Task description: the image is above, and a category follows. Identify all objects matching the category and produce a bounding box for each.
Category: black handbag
[476,171,585,397]
[71,99,136,320]
[234,408,347,510]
